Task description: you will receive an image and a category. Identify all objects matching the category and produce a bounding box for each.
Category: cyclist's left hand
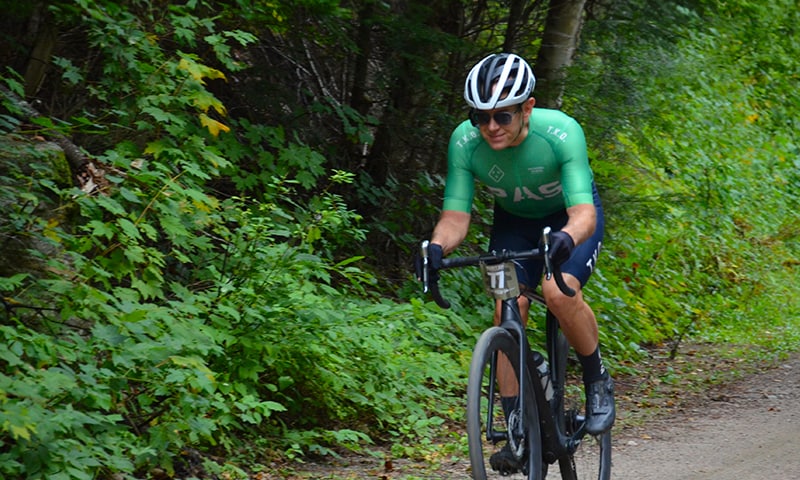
[548,231,574,267]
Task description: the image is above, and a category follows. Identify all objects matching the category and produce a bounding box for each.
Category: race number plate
[480,261,520,300]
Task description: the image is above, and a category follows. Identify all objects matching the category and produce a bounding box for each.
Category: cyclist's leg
[540,184,615,435]
[542,276,598,358]
[541,183,603,361]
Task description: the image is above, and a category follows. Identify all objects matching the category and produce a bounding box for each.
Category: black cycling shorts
[488,183,604,290]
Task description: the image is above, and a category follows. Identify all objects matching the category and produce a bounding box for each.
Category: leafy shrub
[572,0,800,361]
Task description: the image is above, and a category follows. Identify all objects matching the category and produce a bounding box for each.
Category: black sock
[501,396,518,420]
[578,346,607,384]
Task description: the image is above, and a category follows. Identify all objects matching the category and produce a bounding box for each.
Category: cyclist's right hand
[414,241,443,282]
[546,230,575,267]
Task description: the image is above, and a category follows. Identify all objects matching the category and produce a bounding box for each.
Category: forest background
[0,0,798,478]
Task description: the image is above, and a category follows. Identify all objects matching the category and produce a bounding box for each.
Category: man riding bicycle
[420,52,615,474]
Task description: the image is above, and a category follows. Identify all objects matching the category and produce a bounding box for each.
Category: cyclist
[420,52,615,473]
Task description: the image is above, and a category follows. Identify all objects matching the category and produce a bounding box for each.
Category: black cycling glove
[548,231,575,267]
[414,242,443,281]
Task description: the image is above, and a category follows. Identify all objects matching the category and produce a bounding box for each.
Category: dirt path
[274,352,800,479]
[610,354,800,479]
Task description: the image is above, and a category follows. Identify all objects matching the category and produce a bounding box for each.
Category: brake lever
[420,240,430,293]
[542,226,553,281]
[420,240,451,308]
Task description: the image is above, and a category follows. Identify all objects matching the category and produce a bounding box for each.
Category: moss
[0,133,71,186]
[0,133,69,278]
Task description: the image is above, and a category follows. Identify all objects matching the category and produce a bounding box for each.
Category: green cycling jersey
[443,108,594,219]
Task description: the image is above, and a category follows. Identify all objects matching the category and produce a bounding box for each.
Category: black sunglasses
[469,107,521,127]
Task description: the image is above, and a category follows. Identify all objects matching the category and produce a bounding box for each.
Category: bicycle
[420,227,612,480]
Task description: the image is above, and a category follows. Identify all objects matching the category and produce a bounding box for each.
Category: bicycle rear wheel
[547,313,612,480]
[554,390,612,480]
[467,327,543,480]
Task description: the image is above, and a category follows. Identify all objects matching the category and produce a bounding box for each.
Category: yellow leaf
[192,200,210,213]
[192,91,227,115]
[199,113,230,137]
[10,424,33,441]
[44,218,61,242]
[178,57,226,83]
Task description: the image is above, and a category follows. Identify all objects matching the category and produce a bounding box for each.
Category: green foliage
[1,0,799,477]
[569,0,800,361]
[1,2,469,476]
[0,69,25,133]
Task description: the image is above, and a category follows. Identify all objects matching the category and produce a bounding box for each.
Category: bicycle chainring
[506,409,526,459]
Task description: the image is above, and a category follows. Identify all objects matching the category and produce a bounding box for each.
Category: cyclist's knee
[542,275,583,314]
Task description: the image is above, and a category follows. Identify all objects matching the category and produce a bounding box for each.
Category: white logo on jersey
[455,130,481,148]
[538,180,562,197]
[489,165,504,183]
[488,181,562,202]
[546,125,569,141]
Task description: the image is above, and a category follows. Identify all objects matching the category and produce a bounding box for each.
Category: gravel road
[610,355,800,479]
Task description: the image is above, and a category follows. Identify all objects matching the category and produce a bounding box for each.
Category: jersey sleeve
[441,122,478,213]
[558,117,594,207]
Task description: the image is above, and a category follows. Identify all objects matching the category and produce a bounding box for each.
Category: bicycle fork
[485,346,528,462]
[485,351,508,444]
[486,301,531,447]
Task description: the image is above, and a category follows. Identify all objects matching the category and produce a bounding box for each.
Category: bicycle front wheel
[547,313,612,480]
[467,327,543,480]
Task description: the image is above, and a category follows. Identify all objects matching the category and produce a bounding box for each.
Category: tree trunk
[24,19,57,97]
[349,1,375,117]
[502,0,527,52]
[534,0,587,109]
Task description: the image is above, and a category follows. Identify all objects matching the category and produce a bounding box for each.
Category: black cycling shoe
[489,443,523,475]
[585,372,616,435]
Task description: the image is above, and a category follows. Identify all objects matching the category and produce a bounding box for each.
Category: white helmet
[464,53,535,110]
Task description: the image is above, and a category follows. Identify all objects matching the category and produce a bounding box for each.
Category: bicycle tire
[546,312,612,480]
[467,327,543,480]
